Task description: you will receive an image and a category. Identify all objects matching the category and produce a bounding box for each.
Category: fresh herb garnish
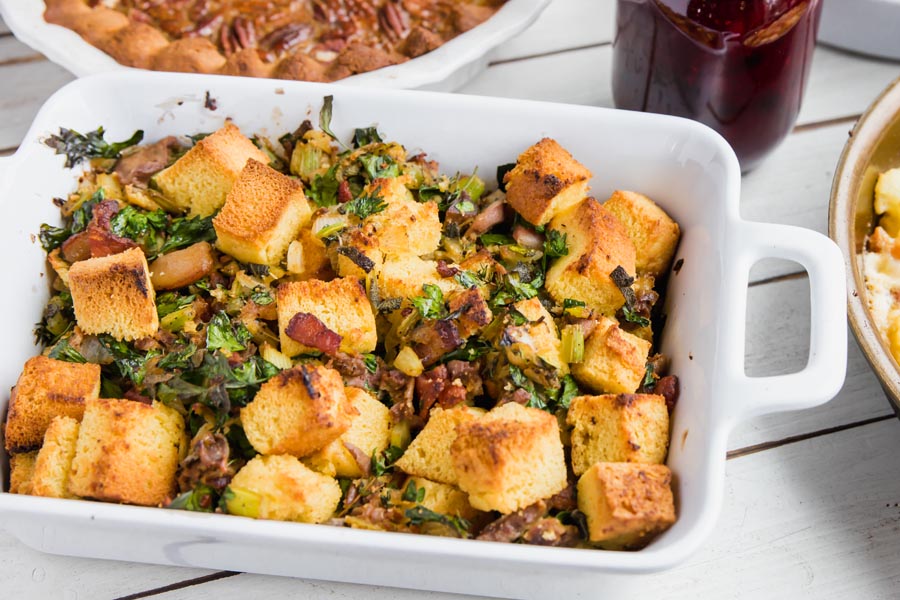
[454,270,484,289]
[307,164,340,207]
[411,284,447,320]
[372,445,404,476]
[249,287,274,306]
[45,126,144,168]
[340,193,388,220]
[623,306,651,328]
[402,480,427,503]
[479,233,516,247]
[543,229,568,258]
[110,206,168,250]
[363,353,379,374]
[157,292,195,318]
[48,338,87,364]
[359,154,400,180]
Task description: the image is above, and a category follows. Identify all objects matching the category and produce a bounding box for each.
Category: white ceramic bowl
[0,71,848,599]
[0,0,550,91]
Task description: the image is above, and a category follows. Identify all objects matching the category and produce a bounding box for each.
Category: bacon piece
[285,312,343,355]
[653,375,680,412]
[408,319,462,366]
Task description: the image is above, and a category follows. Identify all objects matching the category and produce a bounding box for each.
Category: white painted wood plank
[0,59,74,150]
[490,0,613,62]
[126,418,900,600]
[0,530,215,600]
[0,32,43,63]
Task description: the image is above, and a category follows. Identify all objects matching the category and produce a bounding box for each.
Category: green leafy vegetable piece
[402,480,427,503]
[157,292,196,318]
[353,127,383,148]
[623,306,651,328]
[38,224,70,252]
[159,215,216,254]
[110,206,168,248]
[411,284,447,320]
[642,362,656,389]
[307,164,340,207]
[454,270,484,290]
[372,445,404,476]
[168,484,217,513]
[479,233,516,247]
[318,95,344,147]
[249,287,274,306]
[341,193,388,220]
[508,364,545,410]
[507,307,529,326]
[157,342,197,370]
[48,338,87,363]
[45,127,144,168]
[556,374,579,410]
[359,154,400,180]
[405,506,470,537]
[206,311,252,353]
[543,229,569,258]
[363,353,379,374]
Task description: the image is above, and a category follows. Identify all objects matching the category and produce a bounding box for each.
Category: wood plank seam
[793,113,860,134]
[112,571,239,600]
[0,54,45,68]
[726,413,895,460]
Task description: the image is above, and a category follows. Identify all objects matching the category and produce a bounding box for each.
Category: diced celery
[390,420,412,450]
[223,486,261,519]
[290,143,325,181]
[160,304,197,332]
[561,325,585,364]
[453,174,485,203]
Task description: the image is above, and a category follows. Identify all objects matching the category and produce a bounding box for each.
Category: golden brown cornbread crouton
[153,122,269,217]
[577,462,675,549]
[571,316,650,394]
[451,403,567,514]
[567,394,669,475]
[395,406,484,485]
[507,297,568,374]
[31,416,80,499]
[68,398,187,506]
[241,364,356,457]
[5,356,100,453]
[277,278,377,357]
[503,138,592,227]
[287,228,333,280]
[406,477,484,522]
[305,387,392,478]
[603,190,680,277]
[68,247,159,341]
[332,227,384,280]
[448,288,493,338]
[214,159,312,265]
[545,198,637,315]
[229,454,341,523]
[363,177,441,256]
[9,451,38,495]
[377,255,461,302]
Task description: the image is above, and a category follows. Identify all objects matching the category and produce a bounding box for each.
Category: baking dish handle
[724,222,847,423]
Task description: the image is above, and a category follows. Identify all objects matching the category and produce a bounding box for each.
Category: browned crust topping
[43,0,506,82]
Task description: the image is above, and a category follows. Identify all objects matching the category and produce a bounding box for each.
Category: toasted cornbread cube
[448,288,493,338]
[451,403,567,514]
[333,227,384,280]
[286,228,331,280]
[377,255,461,301]
[396,406,484,485]
[603,190,680,277]
[406,477,484,522]
[546,199,637,315]
[567,394,669,475]
[68,247,159,341]
[507,297,568,374]
[503,138,592,226]
[9,451,38,495]
[31,416,80,499]
[577,462,675,549]
[241,365,355,457]
[230,454,341,523]
[277,278,377,357]
[68,398,187,506]
[213,159,312,265]
[363,177,441,256]
[153,122,269,216]
[571,317,650,394]
[305,387,392,478]
[5,356,100,453]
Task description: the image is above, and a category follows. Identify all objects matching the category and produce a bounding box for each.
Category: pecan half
[379,1,409,42]
[221,17,257,56]
[261,23,313,57]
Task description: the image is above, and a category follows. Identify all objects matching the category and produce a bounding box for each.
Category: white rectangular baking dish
[0,71,847,599]
[0,0,550,91]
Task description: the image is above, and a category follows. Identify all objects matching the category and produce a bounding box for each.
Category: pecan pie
[44,0,506,81]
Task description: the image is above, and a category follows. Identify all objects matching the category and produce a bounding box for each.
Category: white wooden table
[3,2,900,598]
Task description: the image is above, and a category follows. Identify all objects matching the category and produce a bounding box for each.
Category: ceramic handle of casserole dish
[725,221,847,422]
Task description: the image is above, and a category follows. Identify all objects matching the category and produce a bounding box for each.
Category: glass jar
[612,0,823,171]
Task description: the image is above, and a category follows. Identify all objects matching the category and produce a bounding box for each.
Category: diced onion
[394,346,424,377]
